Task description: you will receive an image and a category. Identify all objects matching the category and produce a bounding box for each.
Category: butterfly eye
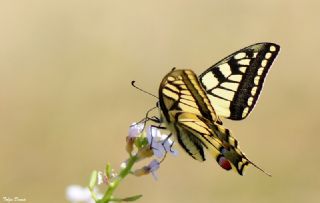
[217,156,232,171]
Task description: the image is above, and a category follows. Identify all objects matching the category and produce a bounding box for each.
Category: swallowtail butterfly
[158,42,280,175]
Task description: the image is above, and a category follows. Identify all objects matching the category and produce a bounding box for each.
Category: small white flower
[146,126,178,158]
[148,159,160,181]
[66,185,95,203]
[128,122,144,138]
[127,122,146,154]
[97,171,108,185]
[66,185,103,203]
[132,159,160,180]
[120,160,128,169]
[110,169,117,179]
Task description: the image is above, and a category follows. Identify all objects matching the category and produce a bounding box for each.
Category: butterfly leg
[135,107,162,131]
[159,133,173,163]
[135,106,157,123]
[148,125,173,162]
[136,116,158,126]
[134,116,161,133]
[161,133,174,152]
[148,125,166,151]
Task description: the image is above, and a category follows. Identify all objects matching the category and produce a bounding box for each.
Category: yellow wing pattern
[158,69,268,175]
[199,43,280,120]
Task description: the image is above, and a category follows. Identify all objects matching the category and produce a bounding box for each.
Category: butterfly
[157,43,280,175]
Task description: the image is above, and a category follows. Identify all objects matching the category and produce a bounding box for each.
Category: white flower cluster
[127,122,178,180]
[66,122,178,203]
[66,185,100,203]
[145,126,178,158]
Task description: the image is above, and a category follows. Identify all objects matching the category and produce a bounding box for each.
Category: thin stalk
[97,155,139,203]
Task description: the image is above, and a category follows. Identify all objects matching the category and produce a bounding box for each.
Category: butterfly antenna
[249,160,272,177]
[131,81,158,99]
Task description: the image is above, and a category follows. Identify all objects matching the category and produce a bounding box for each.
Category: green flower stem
[97,155,139,203]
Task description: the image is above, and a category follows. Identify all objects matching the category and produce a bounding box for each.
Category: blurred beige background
[1,1,319,203]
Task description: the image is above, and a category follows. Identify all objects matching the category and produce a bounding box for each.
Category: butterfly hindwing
[174,119,206,161]
[199,43,280,120]
[174,111,251,175]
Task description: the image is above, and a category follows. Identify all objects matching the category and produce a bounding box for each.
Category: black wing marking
[159,69,220,123]
[199,43,280,120]
[175,111,254,175]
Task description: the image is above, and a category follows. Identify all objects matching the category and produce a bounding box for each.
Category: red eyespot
[218,156,232,171]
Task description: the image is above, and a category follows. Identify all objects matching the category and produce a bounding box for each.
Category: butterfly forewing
[159,69,219,123]
[199,43,280,120]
